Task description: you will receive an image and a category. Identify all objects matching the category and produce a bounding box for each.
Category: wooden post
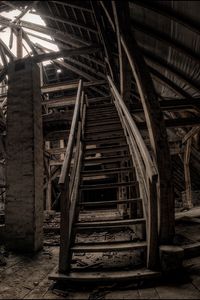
[16,27,23,59]
[45,141,52,211]
[183,139,193,209]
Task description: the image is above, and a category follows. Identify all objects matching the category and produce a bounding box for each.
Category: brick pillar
[5,59,43,252]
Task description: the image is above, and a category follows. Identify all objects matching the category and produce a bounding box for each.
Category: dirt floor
[0,208,199,299]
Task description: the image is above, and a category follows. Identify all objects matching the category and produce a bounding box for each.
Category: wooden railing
[108,75,159,269]
[58,79,86,273]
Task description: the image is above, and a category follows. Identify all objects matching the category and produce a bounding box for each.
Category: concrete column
[5,59,43,252]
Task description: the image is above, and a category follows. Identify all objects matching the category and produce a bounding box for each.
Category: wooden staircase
[50,80,160,283]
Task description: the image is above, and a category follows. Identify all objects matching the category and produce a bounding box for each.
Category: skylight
[0,7,59,66]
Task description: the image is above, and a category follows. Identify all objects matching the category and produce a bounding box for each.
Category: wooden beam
[26,31,106,68]
[149,67,195,100]
[0,38,15,60]
[131,98,200,113]
[183,139,193,209]
[142,48,200,93]
[182,127,200,144]
[41,79,106,93]
[16,28,23,59]
[64,57,106,80]
[31,45,100,63]
[131,20,200,63]
[91,1,118,84]
[131,0,200,36]
[53,60,108,97]
[52,1,93,13]
[20,20,90,47]
[112,1,132,107]
[137,117,200,129]
[30,10,97,33]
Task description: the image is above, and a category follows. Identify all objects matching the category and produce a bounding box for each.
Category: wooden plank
[41,80,106,93]
[84,137,127,145]
[81,167,133,176]
[75,218,146,229]
[49,268,160,282]
[183,139,193,209]
[80,181,138,191]
[81,197,142,207]
[83,155,131,165]
[71,241,147,252]
[85,144,128,155]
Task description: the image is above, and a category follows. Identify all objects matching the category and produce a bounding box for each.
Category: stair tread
[80,198,142,206]
[84,155,130,161]
[81,167,133,176]
[71,241,147,252]
[49,268,161,282]
[80,181,137,190]
[84,138,126,145]
[85,145,128,155]
[85,127,123,134]
[75,218,146,227]
[86,120,120,128]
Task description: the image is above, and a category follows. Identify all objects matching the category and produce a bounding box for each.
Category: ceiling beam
[138,117,200,129]
[52,1,93,13]
[0,16,90,48]
[53,59,108,97]
[30,10,97,34]
[131,98,200,113]
[141,48,200,93]
[32,45,100,63]
[131,20,200,63]
[148,66,194,100]
[0,38,15,60]
[131,0,200,36]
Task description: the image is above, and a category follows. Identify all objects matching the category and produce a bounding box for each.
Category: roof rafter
[31,10,97,34]
[141,47,200,93]
[131,20,200,63]
[148,66,195,100]
[132,0,200,35]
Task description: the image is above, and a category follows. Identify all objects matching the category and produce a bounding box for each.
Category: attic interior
[0,0,200,299]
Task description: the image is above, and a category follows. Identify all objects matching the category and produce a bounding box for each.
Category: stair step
[49,268,161,283]
[86,115,119,122]
[87,105,115,111]
[80,181,137,191]
[86,119,121,130]
[81,167,133,177]
[85,126,122,134]
[88,96,111,104]
[80,197,142,207]
[85,130,123,139]
[83,155,131,165]
[71,241,147,253]
[85,145,128,155]
[75,218,146,229]
[86,120,120,127]
[87,109,116,114]
[84,137,126,145]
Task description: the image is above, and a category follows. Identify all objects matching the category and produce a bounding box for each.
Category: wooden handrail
[108,75,158,179]
[108,76,159,269]
[59,79,83,185]
[59,79,86,274]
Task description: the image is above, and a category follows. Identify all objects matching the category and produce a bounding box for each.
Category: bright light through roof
[0,8,59,66]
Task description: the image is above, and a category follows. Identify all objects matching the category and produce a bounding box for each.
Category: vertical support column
[6,59,43,252]
[16,28,23,59]
[45,141,52,211]
[183,139,193,209]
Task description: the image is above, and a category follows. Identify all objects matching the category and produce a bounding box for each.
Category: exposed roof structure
[0,0,200,289]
